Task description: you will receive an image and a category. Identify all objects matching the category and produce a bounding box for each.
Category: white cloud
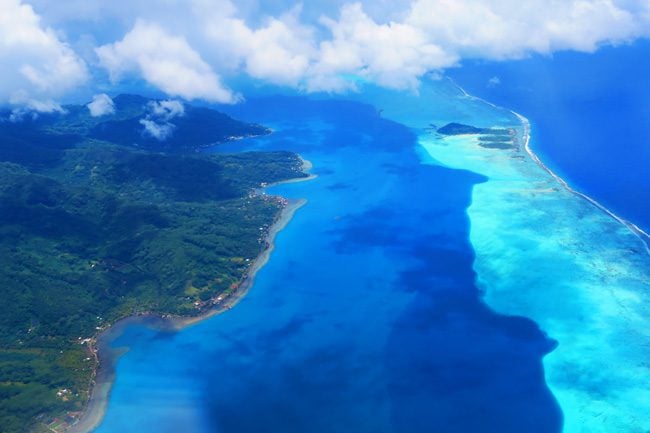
[242,12,314,85]
[87,93,115,117]
[9,91,65,113]
[139,118,176,141]
[195,2,316,87]
[96,20,239,103]
[138,99,185,141]
[192,1,456,92]
[405,0,645,60]
[189,0,650,93]
[5,0,650,105]
[7,92,65,122]
[148,99,184,120]
[310,3,457,91]
[0,0,87,108]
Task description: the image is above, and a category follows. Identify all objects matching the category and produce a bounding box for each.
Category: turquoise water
[408,82,650,433]
[449,40,650,234]
[93,79,650,433]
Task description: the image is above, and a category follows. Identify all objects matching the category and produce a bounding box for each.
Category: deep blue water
[449,40,650,233]
[94,96,561,432]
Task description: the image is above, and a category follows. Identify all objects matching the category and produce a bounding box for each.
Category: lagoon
[92,78,650,433]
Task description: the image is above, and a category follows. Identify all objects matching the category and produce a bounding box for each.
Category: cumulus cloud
[148,99,185,120]
[6,93,65,122]
[87,93,115,117]
[139,99,185,141]
[5,0,650,106]
[9,91,65,113]
[185,0,650,93]
[405,0,644,59]
[194,2,316,87]
[139,118,176,141]
[0,0,87,109]
[96,20,239,103]
[310,3,457,91]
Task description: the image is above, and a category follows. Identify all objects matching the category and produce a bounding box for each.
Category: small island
[436,122,516,149]
[0,96,308,433]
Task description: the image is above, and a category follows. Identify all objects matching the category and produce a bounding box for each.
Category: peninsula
[0,96,308,433]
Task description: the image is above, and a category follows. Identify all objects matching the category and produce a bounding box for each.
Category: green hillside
[0,97,305,433]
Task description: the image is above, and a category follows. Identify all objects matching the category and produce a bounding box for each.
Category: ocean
[448,39,650,234]
[91,76,650,433]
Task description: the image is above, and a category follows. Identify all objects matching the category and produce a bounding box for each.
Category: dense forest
[0,97,306,433]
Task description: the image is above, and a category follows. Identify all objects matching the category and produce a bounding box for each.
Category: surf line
[449,78,650,255]
[512,111,650,255]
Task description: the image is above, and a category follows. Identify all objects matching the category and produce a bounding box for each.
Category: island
[436,122,516,149]
[0,96,308,433]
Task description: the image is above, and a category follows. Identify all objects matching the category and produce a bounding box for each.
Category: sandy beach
[66,160,314,433]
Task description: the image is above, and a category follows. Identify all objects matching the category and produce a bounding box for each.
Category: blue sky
[1,0,649,111]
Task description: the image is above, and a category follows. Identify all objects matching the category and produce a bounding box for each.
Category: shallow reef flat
[417,94,650,432]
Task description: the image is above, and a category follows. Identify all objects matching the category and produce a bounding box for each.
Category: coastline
[268,157,317,188]
[451,78,650,254]
[435,78,650,433]
[169,197,307,329]
[65,160,314,433]
[512,111,650,254]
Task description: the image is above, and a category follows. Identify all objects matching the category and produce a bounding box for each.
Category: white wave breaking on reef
[453,79,650,254]
[514,112,650,254]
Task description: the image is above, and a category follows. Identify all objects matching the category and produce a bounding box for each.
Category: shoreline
[169,197,307,329]
[267,157,317,188]
[445,77,650,433]
[66,160,314,433]
[512,111,650,254]
[451,78,650,254]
